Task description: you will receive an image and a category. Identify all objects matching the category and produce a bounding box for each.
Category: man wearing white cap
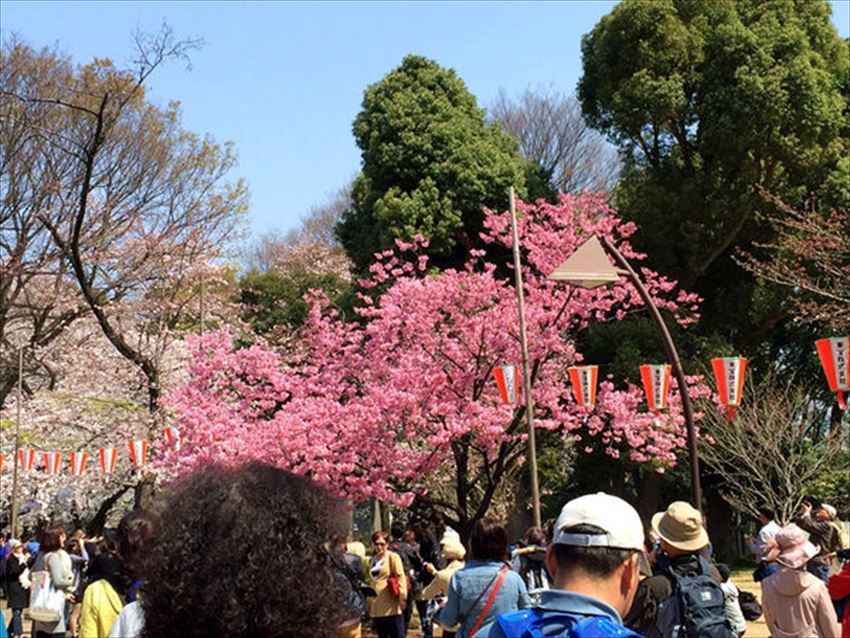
[476,493,644,637]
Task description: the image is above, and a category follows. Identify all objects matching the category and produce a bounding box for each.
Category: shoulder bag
[29,552,65,623]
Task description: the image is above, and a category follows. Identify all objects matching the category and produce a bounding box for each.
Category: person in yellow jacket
[369,531,408,638]
[79,576,124,638]
[79,510,158,638]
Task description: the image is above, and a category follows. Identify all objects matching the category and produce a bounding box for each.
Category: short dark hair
[716,562,732,581]
[757,505,775,521]
[139,463,347,638]
[372,531,389,544]
[522,526,546,546]
[551,525,634,579]
[470,517,507,562]
[117,509,158,579]
[40,526,65,552]
[390,520,406,540]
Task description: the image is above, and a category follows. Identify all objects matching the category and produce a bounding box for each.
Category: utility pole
[10,345,23,537]
[508,187,542,529]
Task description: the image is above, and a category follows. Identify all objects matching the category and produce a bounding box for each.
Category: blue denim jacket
[437,560,531,637]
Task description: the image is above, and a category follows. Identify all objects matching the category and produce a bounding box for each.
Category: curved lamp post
[548,236,702,511]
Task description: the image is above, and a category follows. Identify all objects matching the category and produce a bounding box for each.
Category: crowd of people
[0,463,847,638]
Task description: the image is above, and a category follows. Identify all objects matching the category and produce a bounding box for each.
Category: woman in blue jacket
[438,518,531,637]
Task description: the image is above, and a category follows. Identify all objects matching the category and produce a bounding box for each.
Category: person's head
[817,504,836,522]
[372,531,389,557]
[547,493,645,617]
[95,530,118,556]
[40,525,66,552]
[716,562,732,583]
[72,528,86,541]
[441,537,466,562]
[757,505,775,525]
[390,520,405,541]
[8,539,22,555]
[652,501,709,557]
[139,463,348,638]
[117,509,157,578]
[470,517,508,562]
[333,534,349,554]
[522,526,546,547]
[405,523,421,545]
[765,524,819,570]
[65,538,82,556]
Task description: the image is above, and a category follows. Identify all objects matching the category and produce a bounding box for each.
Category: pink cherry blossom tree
[164,193,706,536]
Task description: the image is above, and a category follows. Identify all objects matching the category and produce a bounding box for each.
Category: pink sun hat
[765,524,820,569]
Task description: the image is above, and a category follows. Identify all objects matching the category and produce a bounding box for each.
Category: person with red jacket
[828,548,850,638]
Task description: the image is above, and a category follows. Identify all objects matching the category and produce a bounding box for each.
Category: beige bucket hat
[651,501,710,552]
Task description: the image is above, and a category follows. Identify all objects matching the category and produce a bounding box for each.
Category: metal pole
[598,236,702,511]
[509,187,542,529]
[10,345,23,537]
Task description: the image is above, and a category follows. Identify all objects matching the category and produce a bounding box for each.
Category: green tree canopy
[337,55,528,271]
[578,0,848,359]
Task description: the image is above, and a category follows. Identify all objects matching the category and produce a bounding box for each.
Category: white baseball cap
[552,492,645,552]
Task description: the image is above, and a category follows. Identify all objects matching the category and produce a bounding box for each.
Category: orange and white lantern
[493,365,520,405]
[640,364,672,415]
[128,439,148,469]
[816,337,848,410]
[70,451,88,477]
[99,447,118,474]
[568,365,598,412]
[18,448,36,473]
[164,426,183,452]
[43,452,62,475]
[711,356,747,421]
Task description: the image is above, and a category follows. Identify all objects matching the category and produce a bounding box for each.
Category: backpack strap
[468,565,509,637]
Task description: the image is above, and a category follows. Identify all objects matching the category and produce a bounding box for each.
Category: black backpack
[650,557,734,638]
[737,589,762,621]
[519,551,550,591]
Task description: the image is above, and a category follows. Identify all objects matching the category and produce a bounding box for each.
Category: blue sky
[2,1,848,242]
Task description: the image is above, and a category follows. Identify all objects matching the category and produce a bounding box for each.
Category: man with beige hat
[625,501,733,638]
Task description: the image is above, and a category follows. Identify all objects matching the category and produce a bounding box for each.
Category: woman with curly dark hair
[137,462,349,638]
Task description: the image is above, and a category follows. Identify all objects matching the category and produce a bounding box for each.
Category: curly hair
[140,463,348,638]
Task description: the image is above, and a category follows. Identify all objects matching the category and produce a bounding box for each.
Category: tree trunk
[134,473,156,510]
[87,483,133,536]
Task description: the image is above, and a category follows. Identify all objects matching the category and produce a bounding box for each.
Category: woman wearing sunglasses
[369,531,408,638]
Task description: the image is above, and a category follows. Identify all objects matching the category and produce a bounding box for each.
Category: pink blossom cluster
[163,193,707,505]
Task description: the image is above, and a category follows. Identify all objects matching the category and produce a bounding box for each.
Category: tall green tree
[578,0,848,361]
[337,55,529,271]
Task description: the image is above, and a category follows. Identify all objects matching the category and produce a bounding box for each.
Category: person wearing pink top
[761,524,840,638]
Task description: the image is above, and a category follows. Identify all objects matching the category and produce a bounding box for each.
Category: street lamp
[548,235,703,511]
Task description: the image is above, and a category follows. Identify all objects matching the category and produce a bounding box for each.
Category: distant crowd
[2,464,848,638]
